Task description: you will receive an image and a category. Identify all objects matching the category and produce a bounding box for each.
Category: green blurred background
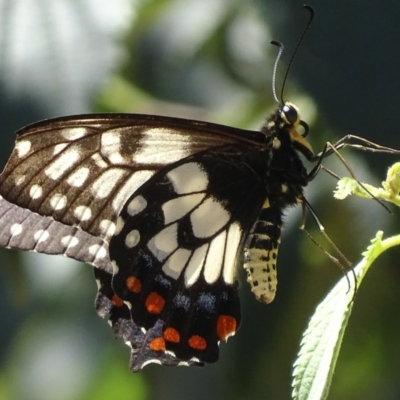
[1,1,400,399]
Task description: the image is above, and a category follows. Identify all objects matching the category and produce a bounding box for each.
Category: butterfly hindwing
[94,269,202,369]
[110,144,270,363]
[0,195,111,271]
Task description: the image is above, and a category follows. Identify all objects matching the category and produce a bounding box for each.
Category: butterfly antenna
[271,41,284,104]
[279,4,315,104]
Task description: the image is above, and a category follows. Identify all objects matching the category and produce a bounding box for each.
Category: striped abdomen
[244,199,282,304]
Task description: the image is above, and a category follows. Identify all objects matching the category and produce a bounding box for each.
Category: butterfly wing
[0,113,268,369]
[110,143,269,364]
[94,269,202,370]
[0,114,264,267]
[0,195,111,271]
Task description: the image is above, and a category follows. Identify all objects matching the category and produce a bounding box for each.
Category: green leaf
[292,231,400,400]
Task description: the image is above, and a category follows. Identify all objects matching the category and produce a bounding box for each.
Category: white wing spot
[15,140,31,157]
[185,244,208,287]
[127,195,147,216]
[224,222,242,284]
[204,230,226,284]
[125,229,140,248]
[74,205,92,221]
[29,184,43,199]
[91,168,125,199]
[50,193,67,210]
[67,167,90,187]
[101,130,124,164]
[111,260,119,274]
[45,148,80,180]
[91,153,108,169]
[114,216,125,235]
[33,230,50,243]
[190,197,230,238]
[162,193,206,225]
[99,219,116,236]
[53,143,68,155]
[162,248,191,280]
[133,129,191,164]
[141,359,162,369]
[10,223,23,236]
[15,175,26,186]
[61,235,79,248]
[147,223,178,262]
[89,244,107,259]
[61,127,86,140]
[167,162,208,195]
[112,170,154,213]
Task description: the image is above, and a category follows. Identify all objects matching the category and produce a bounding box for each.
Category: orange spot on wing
[126,276,142,293]
[188,335,207,350]
[163,327,180,343]
[217,315,237,340]
[111,294,124,307]
[149,337,166,351]
[145,292,165,314]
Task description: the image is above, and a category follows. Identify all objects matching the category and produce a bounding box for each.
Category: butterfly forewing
[0,114,263,255]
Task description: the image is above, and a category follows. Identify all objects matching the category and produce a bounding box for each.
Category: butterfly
[0,102,322,370]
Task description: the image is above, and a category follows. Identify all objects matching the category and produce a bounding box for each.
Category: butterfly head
[264,102,315,161]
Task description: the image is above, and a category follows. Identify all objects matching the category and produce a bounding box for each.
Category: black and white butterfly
[0,103,321,370]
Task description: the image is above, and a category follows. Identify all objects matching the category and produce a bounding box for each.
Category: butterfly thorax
[261,103,313,206]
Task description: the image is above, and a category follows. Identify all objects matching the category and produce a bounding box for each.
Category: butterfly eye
[282,104,299,125]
